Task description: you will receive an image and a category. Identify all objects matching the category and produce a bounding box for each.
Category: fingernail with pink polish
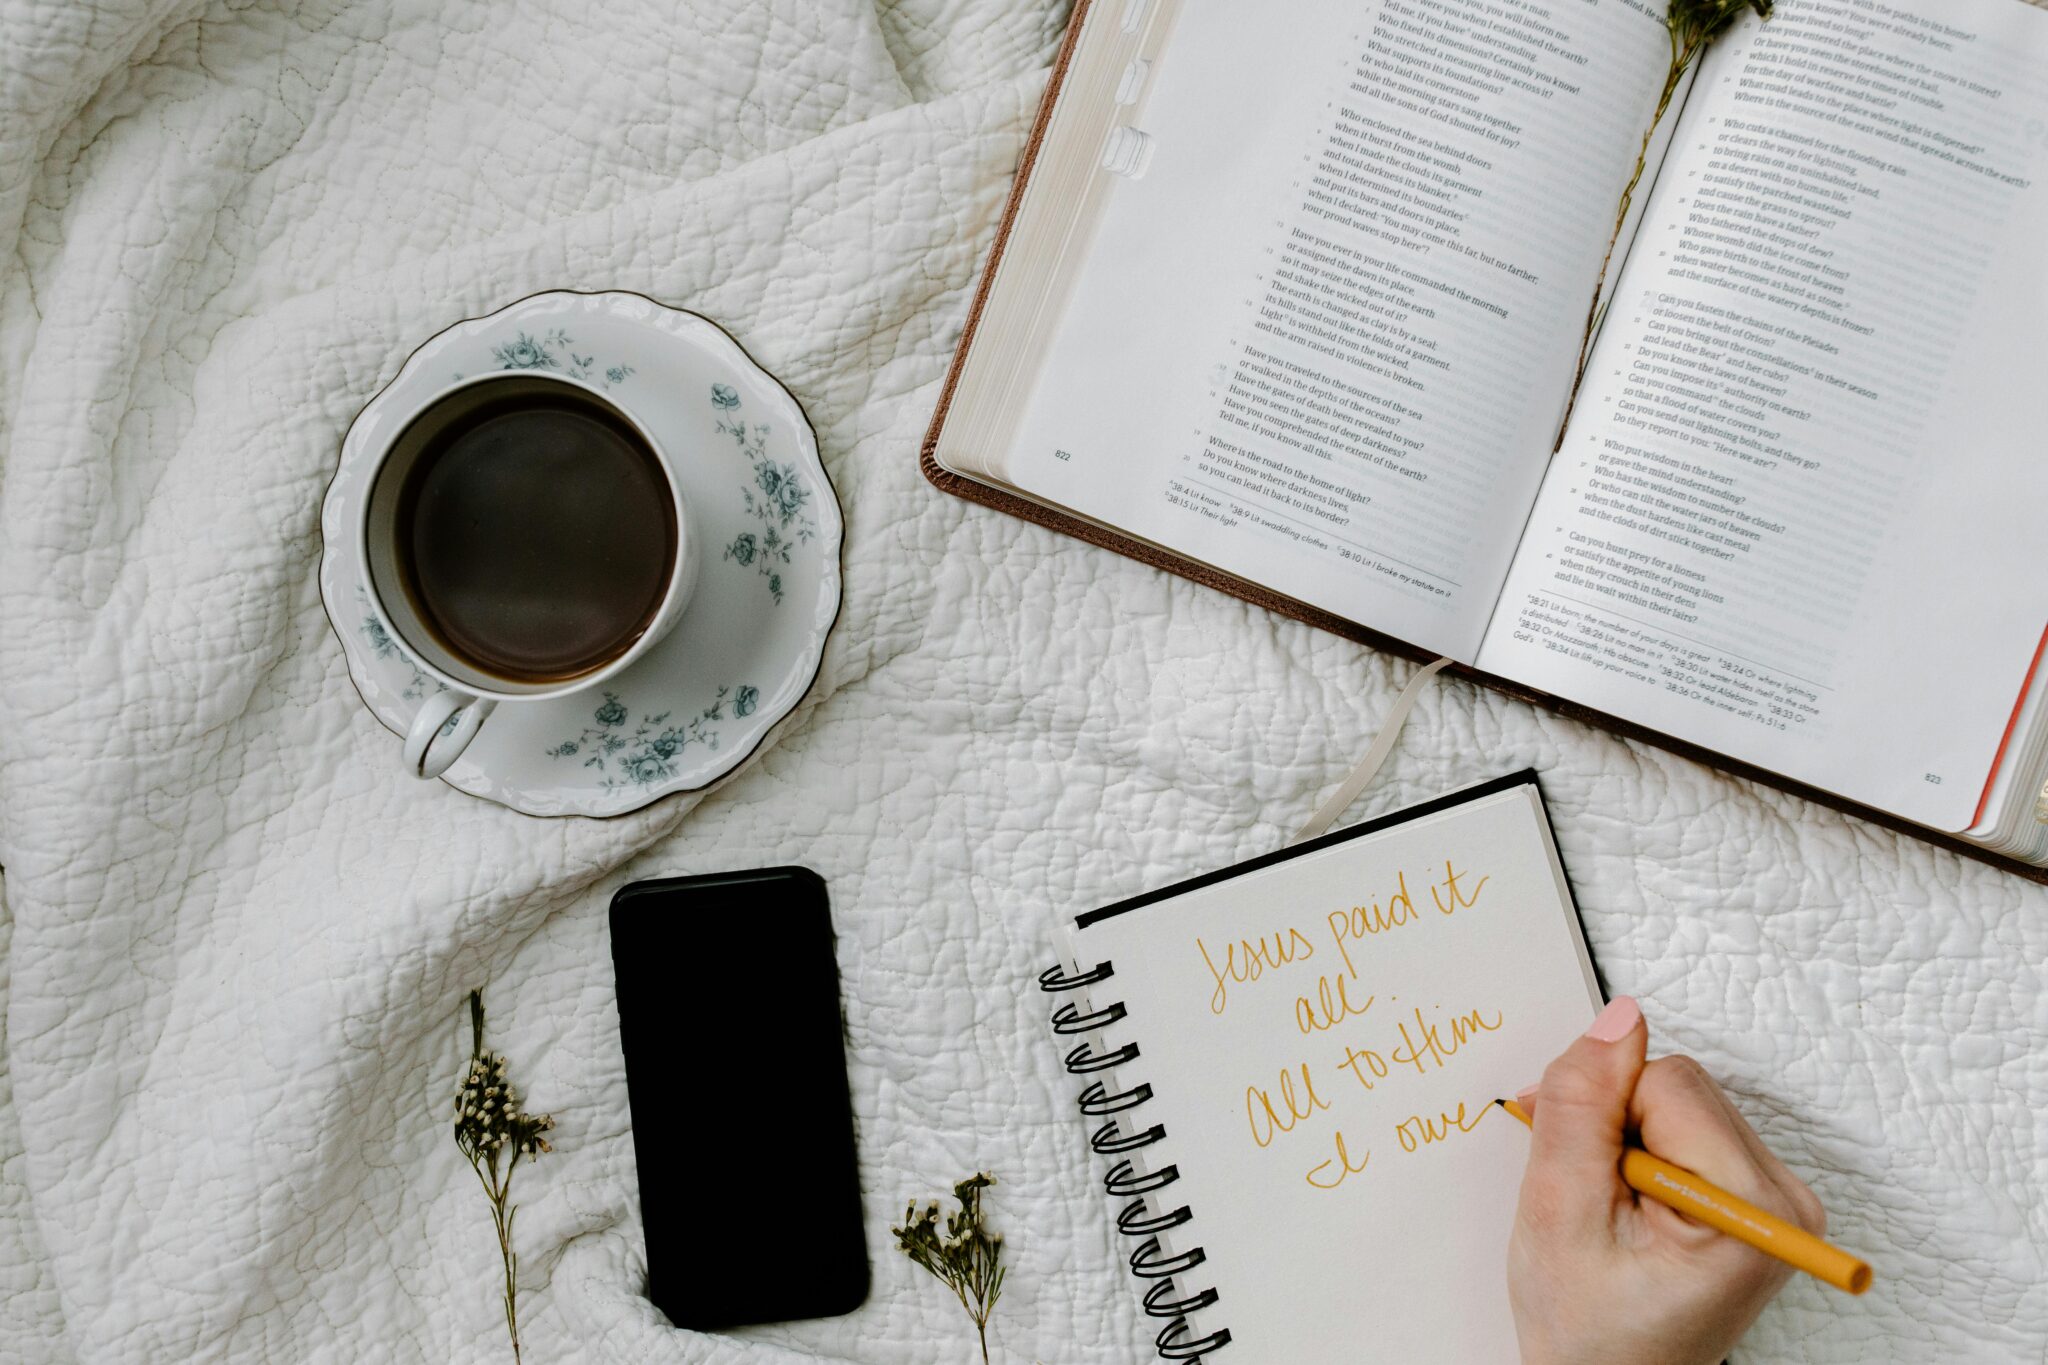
[1585,995,1641,1042]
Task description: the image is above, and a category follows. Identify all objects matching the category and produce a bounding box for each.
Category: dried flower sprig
[454,990,556,1365]
[1559,0,1772,445]
[893,1173,1008,1364]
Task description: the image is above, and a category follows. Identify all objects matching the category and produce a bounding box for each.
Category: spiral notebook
[1041,773,1604,1361]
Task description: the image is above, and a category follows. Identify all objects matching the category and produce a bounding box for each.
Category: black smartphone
[609,867,868,1328]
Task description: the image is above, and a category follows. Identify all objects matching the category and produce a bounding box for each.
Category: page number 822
[1924,773,1943,785]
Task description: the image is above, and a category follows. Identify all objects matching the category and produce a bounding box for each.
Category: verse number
[1924,773,1943,786]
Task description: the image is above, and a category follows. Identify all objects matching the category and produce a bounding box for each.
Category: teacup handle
[404,691,498,779]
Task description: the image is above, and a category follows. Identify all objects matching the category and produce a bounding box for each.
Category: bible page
[1479,0,2048,828]
[999,0,1680,660]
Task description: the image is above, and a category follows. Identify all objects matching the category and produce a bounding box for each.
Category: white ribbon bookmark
[1291,657,1452,845]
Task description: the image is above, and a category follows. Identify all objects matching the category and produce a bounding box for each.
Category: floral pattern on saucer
[543,683,761,792]
[713,386,818,605]
[476,327,636,388]
[320,290,843,817]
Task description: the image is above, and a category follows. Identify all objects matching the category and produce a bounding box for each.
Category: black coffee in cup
[388,383,676,684]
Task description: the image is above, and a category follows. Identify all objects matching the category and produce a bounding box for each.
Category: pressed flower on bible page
[1558,0,1773,446]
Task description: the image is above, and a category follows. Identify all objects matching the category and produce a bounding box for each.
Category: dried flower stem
[894,1174,1007,1364]
[454,991,556,1365]
[1557,0,1772,449]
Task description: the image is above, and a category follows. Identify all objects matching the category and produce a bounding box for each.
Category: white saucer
[319,291,843,817]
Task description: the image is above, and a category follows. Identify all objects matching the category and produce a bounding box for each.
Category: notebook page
[1479,0,2048,829]
[997,0,1677,661]
[1070,782,1600,1362]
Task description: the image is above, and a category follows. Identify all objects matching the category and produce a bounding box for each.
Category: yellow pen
[1496,1098,1872,1295]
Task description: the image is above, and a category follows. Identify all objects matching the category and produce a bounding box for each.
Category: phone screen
[609,867,868,1328]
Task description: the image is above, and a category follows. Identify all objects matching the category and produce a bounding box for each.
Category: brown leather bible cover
[917,0,2045,884]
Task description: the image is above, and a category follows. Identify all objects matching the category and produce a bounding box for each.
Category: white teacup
[357,371,697,779]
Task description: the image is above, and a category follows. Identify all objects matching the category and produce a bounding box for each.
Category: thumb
[1525,996,1647,1233]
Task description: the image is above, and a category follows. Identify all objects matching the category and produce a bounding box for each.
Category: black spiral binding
[1040,961,1233,1360]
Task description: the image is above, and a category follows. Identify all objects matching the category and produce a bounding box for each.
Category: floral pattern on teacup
[358,591,443,701]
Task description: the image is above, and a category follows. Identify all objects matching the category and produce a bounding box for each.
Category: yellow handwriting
[1336,1042,1391,1092]
[1294,972,1375,1035]
[1305,1130,1371,1190]
[1428,860,1489,915]
[1390,1004,1505,1078]
[1325,870,1417,979]
[1245,1063,1331,1148]
[1198,926,1316,1015]
[1395,1101,1492,1153]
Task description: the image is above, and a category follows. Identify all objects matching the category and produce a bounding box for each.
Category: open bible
[924,0,2048,873]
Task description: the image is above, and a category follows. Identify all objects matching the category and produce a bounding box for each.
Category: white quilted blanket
[1,2,2043,1361]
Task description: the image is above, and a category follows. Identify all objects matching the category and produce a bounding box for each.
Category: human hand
[1507,996,1827,1365]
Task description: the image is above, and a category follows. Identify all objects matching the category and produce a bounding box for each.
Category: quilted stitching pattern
[0,1,2042,1361]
